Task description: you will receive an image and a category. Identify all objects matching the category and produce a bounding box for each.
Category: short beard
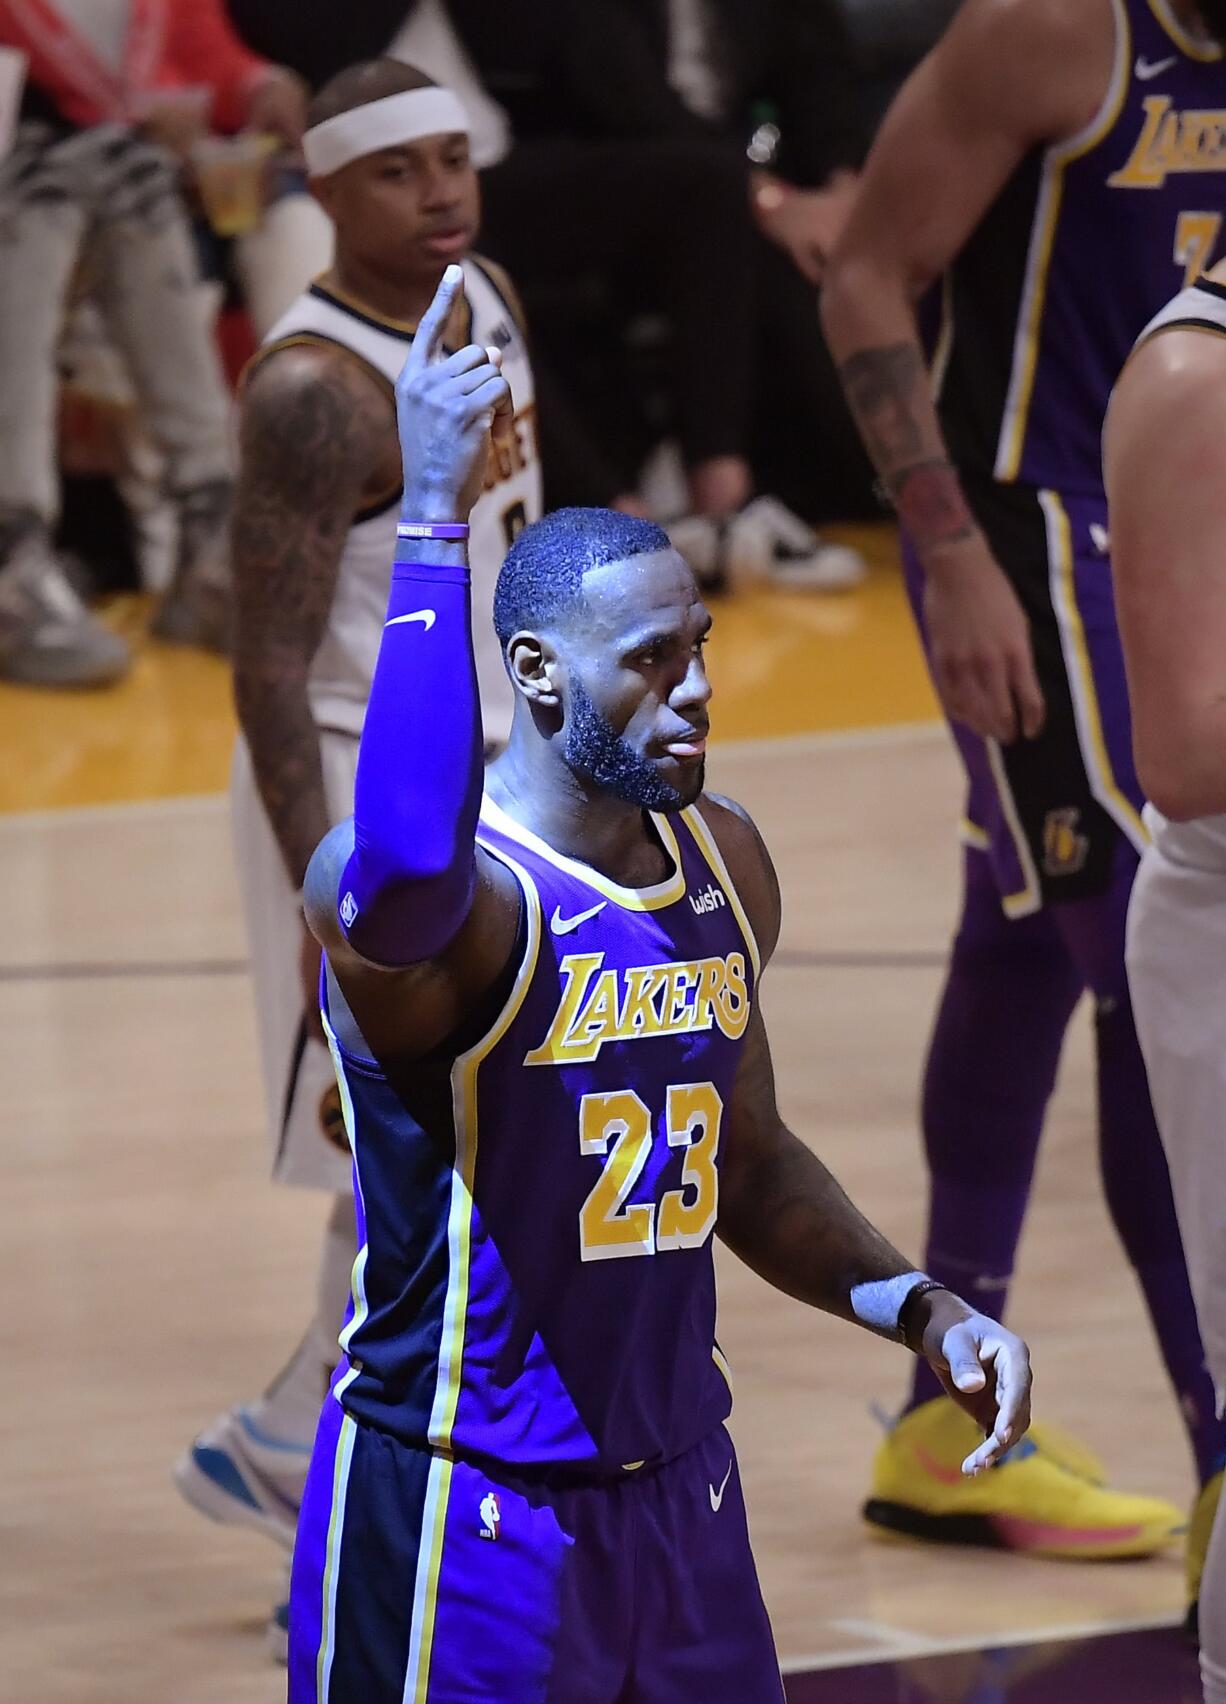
[564,676,702,812]
[1196,0,1226,42]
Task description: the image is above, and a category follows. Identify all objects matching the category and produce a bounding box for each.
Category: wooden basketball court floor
[0,529,1197,1702]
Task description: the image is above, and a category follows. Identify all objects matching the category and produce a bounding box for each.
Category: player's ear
[507,631,561,709]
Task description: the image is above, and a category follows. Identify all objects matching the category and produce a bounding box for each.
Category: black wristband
[898,1279,952,1352]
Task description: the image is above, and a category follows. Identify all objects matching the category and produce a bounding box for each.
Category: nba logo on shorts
[479,1492,501,1541]
[340,891,359,927]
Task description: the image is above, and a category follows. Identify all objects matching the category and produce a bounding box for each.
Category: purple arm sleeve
[337,560,484,965]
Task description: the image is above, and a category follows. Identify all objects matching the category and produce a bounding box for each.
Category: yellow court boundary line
[995,0,1132,480]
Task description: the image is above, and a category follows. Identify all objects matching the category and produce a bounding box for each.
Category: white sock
[1202,1489,1226,1704]
[246,1194,357,1449]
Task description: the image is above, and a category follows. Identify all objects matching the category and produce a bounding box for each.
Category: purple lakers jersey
[935,0,1226,493]
[322,795,759,1477]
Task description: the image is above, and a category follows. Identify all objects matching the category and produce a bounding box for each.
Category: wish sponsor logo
[690,882,727,917]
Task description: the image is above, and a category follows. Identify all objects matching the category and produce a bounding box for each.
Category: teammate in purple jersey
[288,265,1032,1704]
[824,0,1226,1593]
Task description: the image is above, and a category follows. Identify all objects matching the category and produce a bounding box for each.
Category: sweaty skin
[822,0,1119,743]
[306,268,1034,1472]
[1106,258,1226,819]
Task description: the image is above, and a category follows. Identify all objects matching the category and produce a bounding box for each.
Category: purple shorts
[289,1395,785,1704]
[904,479,1146,915]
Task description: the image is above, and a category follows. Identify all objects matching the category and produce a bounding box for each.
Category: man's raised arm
[323,265,513,969]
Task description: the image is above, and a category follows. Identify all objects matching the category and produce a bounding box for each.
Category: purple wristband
[396,521,470,540]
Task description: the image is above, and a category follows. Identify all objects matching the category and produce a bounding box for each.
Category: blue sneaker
[173,1406,309,1549]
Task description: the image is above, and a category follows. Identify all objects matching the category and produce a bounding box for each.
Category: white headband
[303,87,471,178]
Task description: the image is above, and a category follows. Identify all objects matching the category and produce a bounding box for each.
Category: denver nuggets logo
[1043,808,1089,879]
[319,1084,348,1153]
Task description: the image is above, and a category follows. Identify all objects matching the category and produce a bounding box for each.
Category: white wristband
[850,1271,932,1335]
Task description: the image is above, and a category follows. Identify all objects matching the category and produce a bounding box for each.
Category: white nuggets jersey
[1131,276,1226,869]
[257,258,541,742]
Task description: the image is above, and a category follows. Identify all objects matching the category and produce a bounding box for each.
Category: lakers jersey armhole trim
[684,804,763,981]
[995,0,1134,480]
[429,847,543,1452]
[1147,0,1224,59]
[478,796,688,912]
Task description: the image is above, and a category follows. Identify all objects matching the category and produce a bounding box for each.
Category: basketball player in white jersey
[172,58,541,1636]
[1107,257,1226,1687]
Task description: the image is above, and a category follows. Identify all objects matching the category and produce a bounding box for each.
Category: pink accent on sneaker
[912,1444,970,1487]
[992,1515,1145,1550]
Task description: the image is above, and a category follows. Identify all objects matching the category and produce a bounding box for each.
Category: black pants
[479,135,876,522]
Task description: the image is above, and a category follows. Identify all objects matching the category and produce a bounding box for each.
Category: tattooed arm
[231,348,396,888]
[821,0,1110,742]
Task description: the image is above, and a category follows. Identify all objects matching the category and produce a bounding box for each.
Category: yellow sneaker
[865,1396,1184,1559]
[1187,1469,1224,1637]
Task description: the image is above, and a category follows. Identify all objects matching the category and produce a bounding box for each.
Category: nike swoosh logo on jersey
[709,1462,734,1513]
[385,609,436,631]
[550,901,608,935]
[1135,54,1178,80]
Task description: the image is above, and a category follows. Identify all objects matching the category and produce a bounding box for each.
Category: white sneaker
[738,495,868,591]
[172,1407,310,1550]
[666,513,765,593]
[0,529,131,686]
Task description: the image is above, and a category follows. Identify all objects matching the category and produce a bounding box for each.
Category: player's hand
[752,172,859,284]
[916,1291,1033,1476]
[299,917,325,1044]
[396,264,514,523]
[922,535,1046,743]
[244,69,308,148]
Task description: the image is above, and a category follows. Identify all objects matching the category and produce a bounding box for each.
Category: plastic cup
[192,133,278,237]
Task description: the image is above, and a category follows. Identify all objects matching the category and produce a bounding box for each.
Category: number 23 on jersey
[579,1083,722,1262]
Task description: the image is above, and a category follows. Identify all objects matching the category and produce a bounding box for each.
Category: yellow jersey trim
[930,271,955,401]
[402,1454,454,1703]
[479,795,688,912]
[712,1343,735,1399]
[1147,0,1223,60]
[995,0,1132,481]
[985,741,1043,919]
[685,803,763,982]
[316,1413,357,1704]
[958,817,992,853]
[322,1011,370,1402]
[429,850,543,1453]
[1040,491,1149,851]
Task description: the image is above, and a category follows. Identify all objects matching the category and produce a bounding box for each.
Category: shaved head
[307,58,436,131]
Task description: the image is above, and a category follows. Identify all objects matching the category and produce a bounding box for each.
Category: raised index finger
[402,263,464,380]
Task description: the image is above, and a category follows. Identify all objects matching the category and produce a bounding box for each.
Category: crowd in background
[0,0,959,689]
